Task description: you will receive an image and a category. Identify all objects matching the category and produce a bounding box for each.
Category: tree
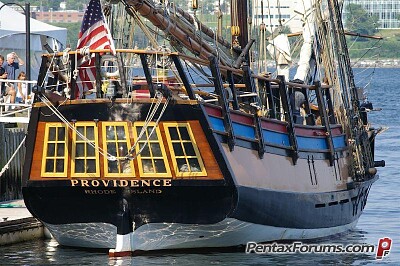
[11,0,85,11]
[66,0,87,11]
[12,0,63,11]
[51,22,81,49]
[345,4,379,37]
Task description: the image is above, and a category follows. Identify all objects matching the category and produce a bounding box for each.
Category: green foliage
[12,0,64,11]
[345,4,379,36]
[49,22,81,49]
[65,0,87,10]
[11,0,87,11]
[346,31,400,59]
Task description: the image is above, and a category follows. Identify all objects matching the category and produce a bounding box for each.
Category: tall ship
[22,0,385,255]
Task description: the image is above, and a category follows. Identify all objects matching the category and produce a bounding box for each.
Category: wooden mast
[231,0,249,48]
[123,0,228,64]
[236,0,249,48]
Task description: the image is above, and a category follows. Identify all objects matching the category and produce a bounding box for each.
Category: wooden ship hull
[22,0,383,255]
[22,93,377,251]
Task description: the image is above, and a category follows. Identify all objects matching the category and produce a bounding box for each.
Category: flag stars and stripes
[75,0,116,98]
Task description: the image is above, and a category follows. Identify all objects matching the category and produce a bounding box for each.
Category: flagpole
[25,3,31,83]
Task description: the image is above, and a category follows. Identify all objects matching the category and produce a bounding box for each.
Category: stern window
[102,122,135,177]
[41,123,68,177]
[132,122,171,178]
[71,122,99,177]
[164,123,206,177]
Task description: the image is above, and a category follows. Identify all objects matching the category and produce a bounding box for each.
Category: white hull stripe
[44,218,358,251]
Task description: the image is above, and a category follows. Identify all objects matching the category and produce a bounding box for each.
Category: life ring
[100,55,119,78]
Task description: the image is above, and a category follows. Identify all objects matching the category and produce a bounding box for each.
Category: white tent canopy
[0,2,67,79]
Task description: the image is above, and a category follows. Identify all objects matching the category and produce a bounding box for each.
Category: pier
[0,94,46,245]
[0,200,45,245]
[0,123,44,246]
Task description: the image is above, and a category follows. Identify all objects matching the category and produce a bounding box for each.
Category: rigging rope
[37,93,117,161]
[125,91,170,160]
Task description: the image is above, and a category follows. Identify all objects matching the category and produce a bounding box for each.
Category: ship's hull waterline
[24,174,376,251]
[43,218,359,251]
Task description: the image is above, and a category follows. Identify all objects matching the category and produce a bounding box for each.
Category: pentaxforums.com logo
[245,237,392,260]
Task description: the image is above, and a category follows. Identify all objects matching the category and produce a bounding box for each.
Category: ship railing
[0,79,36,124]
[39,49,336,125]
[37,49,341,162]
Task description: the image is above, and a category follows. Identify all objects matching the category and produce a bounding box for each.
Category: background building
[252,0,400,32]
[251,0,305,33]
[344,0,400,29]
[31,10,84,23]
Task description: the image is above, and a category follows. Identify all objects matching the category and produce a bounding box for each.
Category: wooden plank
[187,121,223,179]
[277,75,298,164]
[139,54,155,98]
[29,122,45,180]
[0,117,29,124]
[209,56,235,151]
[314,81,335,166]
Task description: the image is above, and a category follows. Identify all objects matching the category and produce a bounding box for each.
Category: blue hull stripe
[209,116,347,150]
[297,135,346,150]
[263,130,290,146]
[209,116,225,132]
[232,123,255,139]
[332,135,347,148]
[297,136,327,150]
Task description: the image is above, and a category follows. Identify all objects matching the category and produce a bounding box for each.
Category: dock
[0,199,45,245]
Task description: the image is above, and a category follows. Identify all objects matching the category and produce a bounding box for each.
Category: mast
[122,0,232,65]
[231,0,249,49]
[237,0,249,48]
[171,3,233,51]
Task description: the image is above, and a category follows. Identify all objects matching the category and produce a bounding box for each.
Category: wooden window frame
[41,123,68,177]
[71,122,100,177]
[132,122,172,178]
[163,122,207,177]
[102,122,135,177]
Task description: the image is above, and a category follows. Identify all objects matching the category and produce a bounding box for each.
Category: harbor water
[0,68,399,265]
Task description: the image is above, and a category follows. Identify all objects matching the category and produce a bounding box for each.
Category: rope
[125,91,168,159]
[37,93,117,161]
[62,47,71,65]
[37,89,170,164]
[127,96,170,161]
[73,51,79,80]
[0,136,26,178]
[40,54,56,88]
[127,5,159,48]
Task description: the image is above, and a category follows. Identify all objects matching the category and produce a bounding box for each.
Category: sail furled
[293,0,316,82]
[76,0,116,98]
[267,34,292,81]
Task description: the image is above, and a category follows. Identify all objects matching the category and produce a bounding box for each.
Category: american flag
[76,0,116,98]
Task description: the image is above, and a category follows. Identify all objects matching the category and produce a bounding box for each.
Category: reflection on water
[0,229,396,266]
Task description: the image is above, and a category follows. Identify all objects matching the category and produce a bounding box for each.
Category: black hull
[23,180,235,229]
[232,177,376,229]
[23,176,376,231]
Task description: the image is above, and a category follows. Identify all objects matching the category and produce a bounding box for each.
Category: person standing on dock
[2,52,24,105]
[0,55,7,96]
[16,71,28,103]
[2,52,24,81]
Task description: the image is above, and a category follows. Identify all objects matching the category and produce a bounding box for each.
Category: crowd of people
[0,52,26,109]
